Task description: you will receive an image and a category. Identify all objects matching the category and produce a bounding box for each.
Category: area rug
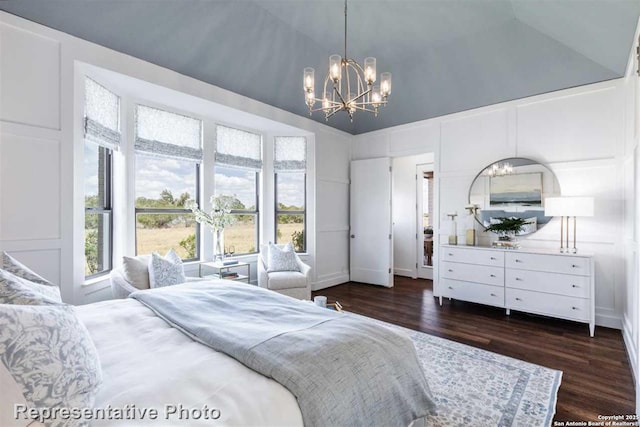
[359,315,562,427]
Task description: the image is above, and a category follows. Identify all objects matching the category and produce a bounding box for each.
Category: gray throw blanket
[130,281,435,426]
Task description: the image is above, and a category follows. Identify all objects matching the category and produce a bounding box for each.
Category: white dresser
[439,245,595,336]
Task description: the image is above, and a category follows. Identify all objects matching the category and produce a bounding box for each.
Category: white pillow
[148,249,186,288]
[267,243,300,272]
[0,270,62,305]
[2,252,55,287]
[122,255,151,290]
[0,304,103,422]
[0,362,30,427]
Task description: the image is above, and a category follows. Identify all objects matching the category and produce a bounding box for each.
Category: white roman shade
[135,105,203,162]
[274,137,306,172]
[215,125,262,170]
[84,77,121,150]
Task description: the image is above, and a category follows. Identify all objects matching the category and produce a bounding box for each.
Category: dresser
[439,245,595,336]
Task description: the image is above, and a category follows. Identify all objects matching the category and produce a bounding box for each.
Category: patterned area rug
[362,315,562,427]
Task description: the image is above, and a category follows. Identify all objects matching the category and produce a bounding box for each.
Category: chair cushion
[0,270,62,305]
[122,254,151,290]
[267,242,300,272]
[266,271,307,291]
[0,304,102,420]
[148,249,186,288]
[2,252,55,287]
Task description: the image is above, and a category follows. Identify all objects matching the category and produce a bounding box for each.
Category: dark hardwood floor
[313,276,635,423]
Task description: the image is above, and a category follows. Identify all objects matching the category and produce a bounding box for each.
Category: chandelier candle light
[303,0,391,122]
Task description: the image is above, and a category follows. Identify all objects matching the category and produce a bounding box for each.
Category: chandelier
[303,0,392,122]
[486,162,514,177]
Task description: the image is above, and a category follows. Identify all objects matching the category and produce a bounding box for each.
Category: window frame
[84,143,114,279]
[134,159,201,261]
[274,171,307,252]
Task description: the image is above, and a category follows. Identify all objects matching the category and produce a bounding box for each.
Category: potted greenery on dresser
[484,217,528,249]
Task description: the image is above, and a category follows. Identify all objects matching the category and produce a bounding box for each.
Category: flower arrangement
[484,217,528,241]
[186,195,238,231]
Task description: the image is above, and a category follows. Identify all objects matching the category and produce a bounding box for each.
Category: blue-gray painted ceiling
[1,0,639,134]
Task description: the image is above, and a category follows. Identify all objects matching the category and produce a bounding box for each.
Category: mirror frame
[467,157,561,235]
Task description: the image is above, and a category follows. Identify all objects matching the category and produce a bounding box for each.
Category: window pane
[276,173,305,210]
[276,214,305,251]
[135,155,197,208]
[223,214,257,255]
[85,78,119,132]
[85,212,111,276]
[136,105,201,150]
[214,166,257,210]
[136,213,197,259]
[84,142,110,209]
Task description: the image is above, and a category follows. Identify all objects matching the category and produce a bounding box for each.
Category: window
[83,78,120,278]
[214,125,262,255]
[134,105,202,260]
[274,137,306,252]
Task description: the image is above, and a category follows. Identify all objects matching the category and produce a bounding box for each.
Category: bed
[1,267,435,427]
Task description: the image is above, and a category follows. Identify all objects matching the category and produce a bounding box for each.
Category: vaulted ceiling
[1,1,639,134]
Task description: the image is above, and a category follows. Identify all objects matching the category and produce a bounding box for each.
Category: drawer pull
[490,257,496,260]
[515,277,522,281]
[572,306,578,310]
[448,269,453,272]
[515,297,522,301]
[572,284,578,288]
[515,259,522,263]
[490,293,497,297]
[448,253,453,256]
[572,264,579,268]
[448,286,453,290]
[490,274,496,278]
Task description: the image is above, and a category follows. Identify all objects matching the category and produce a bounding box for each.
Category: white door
[350,158,393,287]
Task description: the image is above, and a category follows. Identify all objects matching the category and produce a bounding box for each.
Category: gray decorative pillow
[148,249,186,288]
[0,304,103,417]
[122,255,151,290]
[2,252,55,287]
[267,242,300,272]
[0,270,61,305]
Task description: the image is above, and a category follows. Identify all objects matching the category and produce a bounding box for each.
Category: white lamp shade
[544,197,594,217]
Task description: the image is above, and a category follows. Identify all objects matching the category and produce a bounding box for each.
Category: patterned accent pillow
[267,242,300,272]
[2,252,55,287]
[0,304,102,420]
[0,270,62,305]
[148,249,186,288]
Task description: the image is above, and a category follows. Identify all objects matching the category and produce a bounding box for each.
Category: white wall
[392,153,434,278]
[354,78,629,332]
[0,12,351,303]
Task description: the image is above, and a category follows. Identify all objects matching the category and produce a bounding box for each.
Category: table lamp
[544,197,594,253]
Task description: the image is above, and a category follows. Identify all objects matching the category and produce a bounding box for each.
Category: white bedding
[76,299,303,426]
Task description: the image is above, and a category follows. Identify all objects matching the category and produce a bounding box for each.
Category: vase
[214,229,225,262]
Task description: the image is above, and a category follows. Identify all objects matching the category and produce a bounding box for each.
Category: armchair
[257,244,311,300]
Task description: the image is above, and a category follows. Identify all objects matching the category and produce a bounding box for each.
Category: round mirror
[468,157,561,236]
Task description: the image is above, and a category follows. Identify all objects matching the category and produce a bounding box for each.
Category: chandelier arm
[333,85,348,106]
[325,107,343,119]
[350,88,371,104]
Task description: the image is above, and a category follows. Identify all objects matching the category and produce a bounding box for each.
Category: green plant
[424,227,434,235]
[179,233,196,259]
[85,230,98,275]
[484,217,528,235]
[292,230,305,252]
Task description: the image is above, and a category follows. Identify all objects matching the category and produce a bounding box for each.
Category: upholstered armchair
[257,244,311,300]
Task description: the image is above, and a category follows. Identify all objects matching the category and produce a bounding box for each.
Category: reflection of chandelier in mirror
[486,162,514,177]
[302,0,392,122]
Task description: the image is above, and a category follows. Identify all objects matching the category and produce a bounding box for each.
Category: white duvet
[76,299,303,426]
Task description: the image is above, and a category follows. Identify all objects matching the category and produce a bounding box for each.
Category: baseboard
[595,310,623,330]
[312,273,349,291]
[393,268,415,278]
[622,314,638,385]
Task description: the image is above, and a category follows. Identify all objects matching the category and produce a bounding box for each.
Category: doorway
[391,153,435,280]
[417,165,434,279]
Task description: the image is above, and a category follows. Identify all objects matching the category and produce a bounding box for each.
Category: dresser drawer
[506,288,589,322]
[441,261,504,286]
[441,278,504,307]
[441,247,504,267]
[505,269,590,298]
[505,252,590,276]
